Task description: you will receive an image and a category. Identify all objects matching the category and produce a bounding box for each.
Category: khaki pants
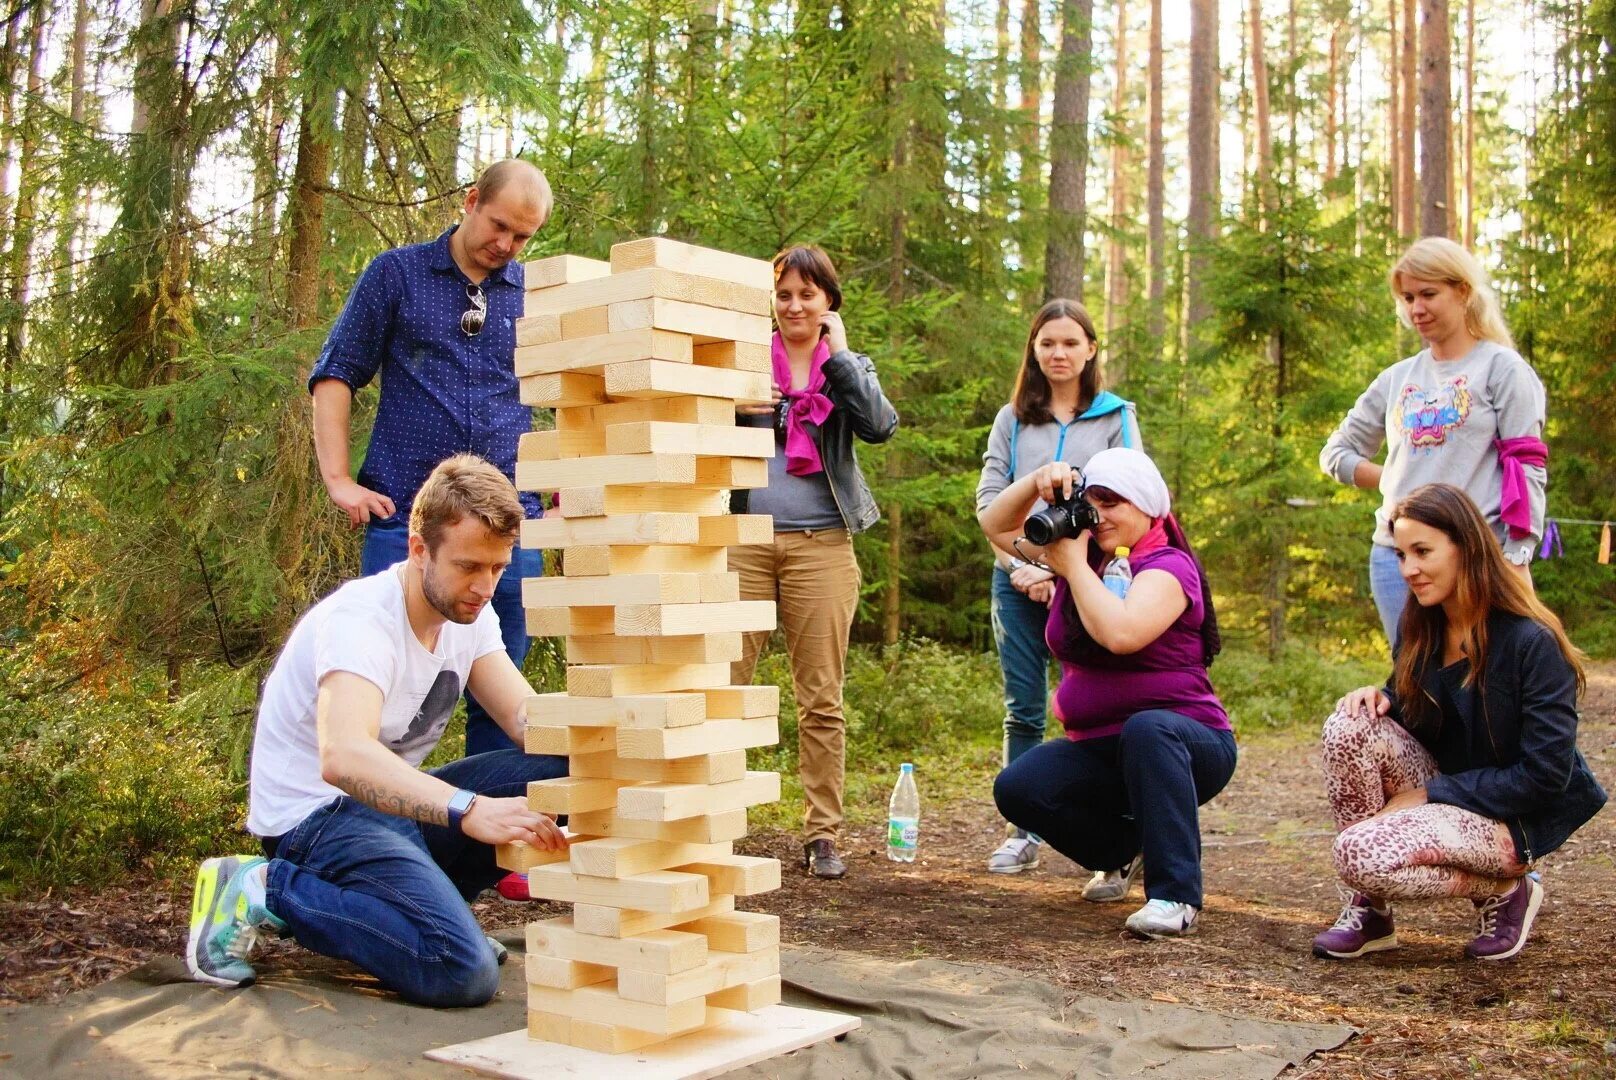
[729,529,861,844]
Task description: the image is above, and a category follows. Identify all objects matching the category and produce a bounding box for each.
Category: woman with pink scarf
[1321,238,1548,648]
[729,246,899,880]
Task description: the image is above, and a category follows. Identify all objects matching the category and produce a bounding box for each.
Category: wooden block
[701,684,780,719]
[616,947,780,1006]
[616,771,781,822]
[673,911,780,954]
[693,340,771,372]
[495,839,573,873]
[572,894,735,939]
[526,691,707,730]
[615,601,776,637]
[526,266,770,317]
[603,359,773,404]
[605,422,774,460]
[567,632,741,665]
[675,855,780,896]
[556,486,725,519]
[569,837,733,880]
[524,253,612,290]
[527,775,637,815]
[522,514,700,549]
[610,237,773,288]
[608,298,772,346]
[526,1011,669,1054]
[566,662,733,698]
[519,371,607,408]
[568,808,749,845]
[524,570,703,607]
[522,429,563,461]
[557,395,735,434]
[516,313,562,347]
[524,723,616,755]
[700,514,774,547]
[525,864,709,913]
[525,953,615,989]
[527,916,708,974]
[517,453,765,491]
[616,715,779,760]
[572,749,748,785]
[515,327,692,377]
[526,982,707,1037]
[526,605,615,637]
[706,974,783,1012]
[563,545,728,577]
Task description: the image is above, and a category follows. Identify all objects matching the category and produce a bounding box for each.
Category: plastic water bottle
[1102,545,1133,599]
[886,763,919,862]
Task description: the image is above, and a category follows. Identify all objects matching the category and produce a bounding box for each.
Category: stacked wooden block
[499,238,788,1055]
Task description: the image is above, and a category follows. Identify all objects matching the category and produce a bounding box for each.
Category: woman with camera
[1320,237,1547,647]
[975,299,1140,878]
[1312,484,1603,962]
[730,245,899,880]
[980,447,1234,938]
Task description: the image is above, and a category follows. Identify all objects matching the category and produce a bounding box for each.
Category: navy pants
[361,518,541,754]
[993,710,1237,907]
[263,750,568,1007]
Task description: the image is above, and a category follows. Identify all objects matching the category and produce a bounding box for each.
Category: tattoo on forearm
[335,774,449,826]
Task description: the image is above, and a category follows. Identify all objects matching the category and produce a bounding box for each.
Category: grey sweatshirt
[975,402,1142,517]
[1319,341,1547,563]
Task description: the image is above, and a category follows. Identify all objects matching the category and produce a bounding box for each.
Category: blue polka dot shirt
[307,226,541,521]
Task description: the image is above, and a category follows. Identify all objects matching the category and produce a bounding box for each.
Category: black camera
[773,397,792,444]
[1023,486,1100,546]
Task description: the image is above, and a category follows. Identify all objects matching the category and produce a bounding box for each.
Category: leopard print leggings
[1320,706,1526,903]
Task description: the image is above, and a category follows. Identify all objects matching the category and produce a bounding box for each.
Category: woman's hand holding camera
[1030,461,1079,505]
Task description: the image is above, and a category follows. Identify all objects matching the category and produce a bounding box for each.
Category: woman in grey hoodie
[1320,238,1547,648]
[975,298,1141,884]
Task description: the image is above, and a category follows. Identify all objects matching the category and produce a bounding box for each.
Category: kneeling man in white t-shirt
[184,454,568,1006]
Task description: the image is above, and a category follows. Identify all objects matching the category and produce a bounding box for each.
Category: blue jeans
[262,749,568,1007]
[361,519,542,754]
[991,567,1053,766]
[993,711,1238,907]
[1368,543,1407,650]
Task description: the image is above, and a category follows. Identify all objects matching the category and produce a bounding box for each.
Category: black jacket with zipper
[1385,610,1606,864]
[732,349,899,534]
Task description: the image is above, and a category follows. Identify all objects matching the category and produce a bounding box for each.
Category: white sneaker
[1081,857,1142,902]
[1125,899,1199,938]
[987,836,1042,874]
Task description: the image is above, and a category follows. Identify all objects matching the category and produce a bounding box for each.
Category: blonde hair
[410,454,524,553]
[1389,237,1515,350]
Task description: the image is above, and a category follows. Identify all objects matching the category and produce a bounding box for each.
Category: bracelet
[1006,556,1027,572]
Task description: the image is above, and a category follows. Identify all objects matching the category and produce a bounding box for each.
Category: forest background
[0,0,1611,888]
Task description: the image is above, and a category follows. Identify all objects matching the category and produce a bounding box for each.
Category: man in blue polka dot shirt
[309,159,550,763]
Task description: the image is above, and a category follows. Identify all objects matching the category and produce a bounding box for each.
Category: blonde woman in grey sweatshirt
[1320,238,1547,647]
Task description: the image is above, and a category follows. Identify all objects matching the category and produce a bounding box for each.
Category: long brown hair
[1012,298,1102,424]
[1390,484,1585,732]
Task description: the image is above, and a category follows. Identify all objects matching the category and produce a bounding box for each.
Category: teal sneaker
[185,856,286,987]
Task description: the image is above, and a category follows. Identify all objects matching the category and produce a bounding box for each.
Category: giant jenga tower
[431,238,857,1076]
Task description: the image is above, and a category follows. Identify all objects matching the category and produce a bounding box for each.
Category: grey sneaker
[185,856,286,987]
[1082,857,1142,902]
[1124,899,1199,938]
[987,835,1042,874]
[486,935,509,966]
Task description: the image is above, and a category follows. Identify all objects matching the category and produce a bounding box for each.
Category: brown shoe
[804,839,846,879]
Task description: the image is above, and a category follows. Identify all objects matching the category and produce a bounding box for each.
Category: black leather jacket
[1386,610,1606,864]
[733,349,899,534]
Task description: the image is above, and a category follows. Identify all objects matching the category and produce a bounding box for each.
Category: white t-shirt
[247,563,505,837]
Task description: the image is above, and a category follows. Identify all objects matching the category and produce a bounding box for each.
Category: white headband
[1083,448,1171,519]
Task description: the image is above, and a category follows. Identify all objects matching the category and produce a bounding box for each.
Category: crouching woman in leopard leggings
[1313,483,1605,963]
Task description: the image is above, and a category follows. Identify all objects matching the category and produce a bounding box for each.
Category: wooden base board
[425,1004,858,1080]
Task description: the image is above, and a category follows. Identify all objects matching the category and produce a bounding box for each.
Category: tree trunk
[1146,0,1165,349]
[286,89,333,332]
[1387,0,1399,230]
[1462,0,1474,245]
[1018,0,1043,223]
[1045,0,1093,300]
[1103,0,1129,372]
[1418,0,1450,236]
[54,0,90,293]
[1399,0,1416,235]
[0,0,45,515]
[1249,0,1274,219]
[1186,0,1218,333]
[1325,22,1340,181]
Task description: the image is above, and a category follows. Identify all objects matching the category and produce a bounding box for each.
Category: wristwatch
[446,788,478,834]
[1006,556,1028,572]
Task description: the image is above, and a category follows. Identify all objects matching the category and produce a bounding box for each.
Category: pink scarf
[771,332,834,476]
[1495,436,1548,540]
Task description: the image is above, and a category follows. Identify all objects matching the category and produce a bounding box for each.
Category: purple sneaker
[1312,888,1399,959]
[1466,877,1543,961]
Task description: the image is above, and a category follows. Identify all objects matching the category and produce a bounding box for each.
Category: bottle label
[888,818,918,849]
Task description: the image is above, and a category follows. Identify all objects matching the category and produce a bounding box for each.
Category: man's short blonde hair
[410,454,523,553]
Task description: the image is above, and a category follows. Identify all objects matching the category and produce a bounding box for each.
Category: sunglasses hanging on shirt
[461,283,487,337]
